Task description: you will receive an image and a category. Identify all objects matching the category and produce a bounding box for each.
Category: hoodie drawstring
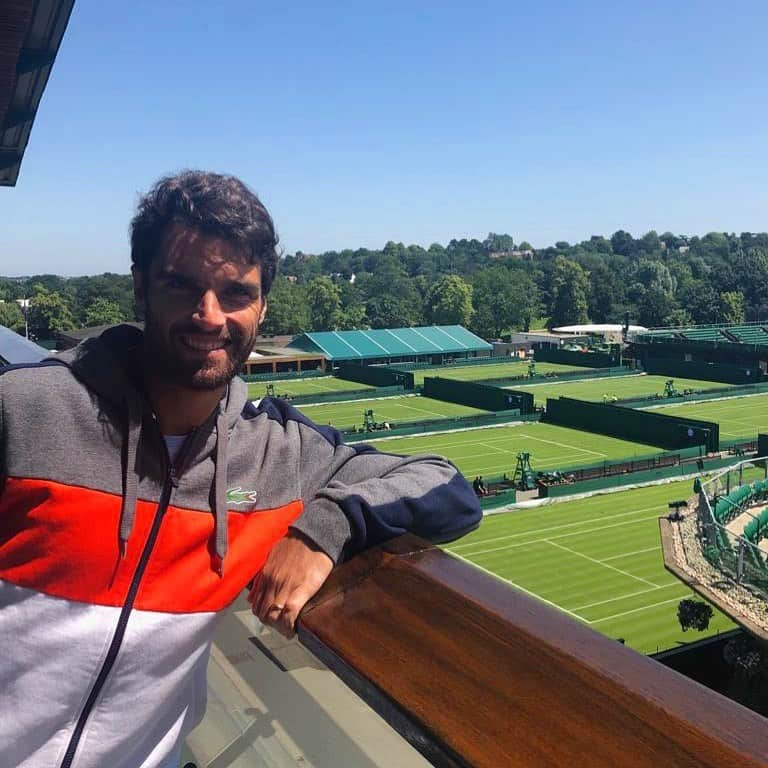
[118,396,230,576]
[119,394,142,557]
[213,409,229,576]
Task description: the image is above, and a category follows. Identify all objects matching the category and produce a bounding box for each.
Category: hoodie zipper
[59,423,201,768]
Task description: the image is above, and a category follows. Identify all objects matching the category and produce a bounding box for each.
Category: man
[0,171,481,768]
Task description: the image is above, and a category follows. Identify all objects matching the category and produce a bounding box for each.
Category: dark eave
[0,0,75,186]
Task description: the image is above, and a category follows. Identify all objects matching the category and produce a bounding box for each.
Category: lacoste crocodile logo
[226,487,258,505]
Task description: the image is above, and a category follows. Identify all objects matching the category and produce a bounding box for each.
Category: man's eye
[224,286,257,304]
[166,275,192,290]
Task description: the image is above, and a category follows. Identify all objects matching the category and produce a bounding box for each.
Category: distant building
[488,249,535,260]
[290,325,492,366]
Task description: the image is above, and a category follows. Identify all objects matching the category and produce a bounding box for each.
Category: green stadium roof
[290,325,492,361]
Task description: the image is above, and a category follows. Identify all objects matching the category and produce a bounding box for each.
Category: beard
[142,304,256,391]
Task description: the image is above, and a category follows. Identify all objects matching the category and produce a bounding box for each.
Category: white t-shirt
[163,434,189,464]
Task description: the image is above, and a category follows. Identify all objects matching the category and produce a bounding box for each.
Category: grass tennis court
[367,422,658,478]
[246,376,372,400]
[446,480,734,653]
[651,393,768,441]
[410,360,594,386]
[510,373,733,406]
[297,395,487,430]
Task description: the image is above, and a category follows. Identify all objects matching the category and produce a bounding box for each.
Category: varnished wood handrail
[298,534,768,768]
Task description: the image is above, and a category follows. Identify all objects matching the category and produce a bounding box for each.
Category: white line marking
[447,550,588,624]
[544,540,660,588]
[601,546,660,562]
[479,441,511,455]
[451,504,662,550]
[569,582,684,612]
[459,513,660,557]
[516,433,607,458]
[589,595,690,624]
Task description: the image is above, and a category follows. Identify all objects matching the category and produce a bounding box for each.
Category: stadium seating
[712,482,764,525]
[729,325,768,344]
[681,328,728,342]
[743,507,768,545]
[710,483,768,568]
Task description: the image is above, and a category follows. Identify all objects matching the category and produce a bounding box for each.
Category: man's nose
[194,289,226,327]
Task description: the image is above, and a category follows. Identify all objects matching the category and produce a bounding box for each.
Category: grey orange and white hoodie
[0,324,481,768]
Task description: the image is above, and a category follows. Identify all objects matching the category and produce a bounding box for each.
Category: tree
[260,278,309,335]
[84,298,126,327]
[27,284,76,339]
[306,276,342,331]
[637,286,678,327]
[357,256,423,328]
[0,301,25,333]
[365,294,420,329]
[70,273,136,324]
[639,230,661,254]
[588,263,625,323]
[424,275,473,326]
[677,599,713,632]
[471,267,538,338]
[610,230,637,258]
[549,257,589,327]
[717,291,746,325]
[483,232,515,254]
[634,259,676,295]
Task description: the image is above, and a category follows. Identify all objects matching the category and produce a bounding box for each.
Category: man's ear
[259,299,267,324]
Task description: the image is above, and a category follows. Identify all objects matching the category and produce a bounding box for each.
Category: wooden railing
[298,534,768,768]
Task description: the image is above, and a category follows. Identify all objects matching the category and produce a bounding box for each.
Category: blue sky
[2,0,767,275]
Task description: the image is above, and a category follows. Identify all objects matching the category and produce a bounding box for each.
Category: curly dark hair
[130,170,280,294]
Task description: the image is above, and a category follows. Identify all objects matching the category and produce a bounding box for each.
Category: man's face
[134,224,267,390]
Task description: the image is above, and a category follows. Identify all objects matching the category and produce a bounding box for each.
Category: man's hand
[247,529,333,638]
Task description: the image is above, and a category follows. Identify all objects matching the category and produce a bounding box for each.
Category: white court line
[569,582,683,612]
[479,441,513,455]
[516,433,607,458]
[460,513,660,558]
[589,595,690,624]
[447,550,587,624]
[390,402,450,418]
[545,539,660,588]
[451,504,662,550]
[601,546,659,562]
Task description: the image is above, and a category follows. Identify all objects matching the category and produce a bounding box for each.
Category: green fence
[621,380,768,409]
[642,357,764,384]
[337,362,415,389]
[387,355,504,372]
[475,365,633,388]
[285,385,405,406]
[423,376,535,413]
[343,409,535,442]
[480,488,518,510]
[534,348,618,368]
[544,397,720,452]
[541,454,740,498]
[240,369,328,383]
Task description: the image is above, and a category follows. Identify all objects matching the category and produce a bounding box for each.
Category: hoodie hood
[49,324,250,573]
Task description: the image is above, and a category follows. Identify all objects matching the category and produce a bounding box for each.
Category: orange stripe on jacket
[0,477,302,612]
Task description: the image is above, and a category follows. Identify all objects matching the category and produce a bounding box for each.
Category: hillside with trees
[1,230,766,341]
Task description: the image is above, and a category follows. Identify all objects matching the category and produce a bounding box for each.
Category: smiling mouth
[178,334,230,352]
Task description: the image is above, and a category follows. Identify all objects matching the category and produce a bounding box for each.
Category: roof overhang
[0,0,75,186]
[0,323,47,363]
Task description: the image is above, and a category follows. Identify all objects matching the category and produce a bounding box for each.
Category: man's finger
[276,582,322,637]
